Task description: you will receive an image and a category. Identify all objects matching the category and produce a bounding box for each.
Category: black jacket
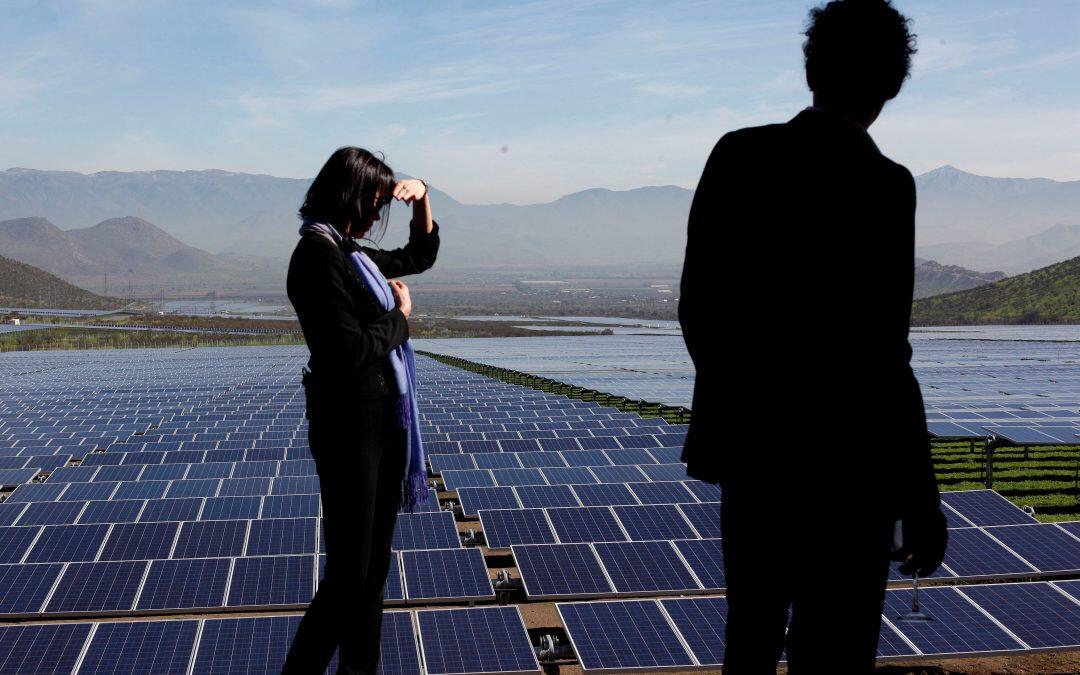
[679,108,939,519]
[287,222,439,414]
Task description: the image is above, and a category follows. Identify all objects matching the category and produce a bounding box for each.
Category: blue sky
[1,0,1077,203]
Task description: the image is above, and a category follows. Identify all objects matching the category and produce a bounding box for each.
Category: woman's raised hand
[392,179,427,204]
[388,279,412,318]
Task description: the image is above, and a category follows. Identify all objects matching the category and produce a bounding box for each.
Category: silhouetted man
[679,1,947,672]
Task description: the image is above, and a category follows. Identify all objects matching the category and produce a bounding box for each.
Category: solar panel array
[3,343,1080,672]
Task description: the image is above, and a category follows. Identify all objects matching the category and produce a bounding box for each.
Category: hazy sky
[2,0,1077,203]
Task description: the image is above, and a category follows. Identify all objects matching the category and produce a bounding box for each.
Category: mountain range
[0,254,125,310]
[912,259,1006,299]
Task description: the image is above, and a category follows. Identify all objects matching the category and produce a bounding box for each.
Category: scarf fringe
[397,393,412,429]
[399,469,430,513]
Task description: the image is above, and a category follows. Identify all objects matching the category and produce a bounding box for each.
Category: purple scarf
[300,219,427,511]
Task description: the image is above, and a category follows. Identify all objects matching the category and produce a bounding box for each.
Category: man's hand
[897,509,947,577]
[388,279,412,318]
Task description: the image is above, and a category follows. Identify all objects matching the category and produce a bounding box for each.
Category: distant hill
[0,255,126,310]
[913,259,1006,299]
[917,224,1080,275]
[911,255,1080,325]
[0,216,278,292]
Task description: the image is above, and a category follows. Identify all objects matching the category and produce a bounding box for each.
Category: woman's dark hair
[298,147,395,240]
[803,0,917,108]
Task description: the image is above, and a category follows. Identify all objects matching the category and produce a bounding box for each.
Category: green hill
[0,255,126,310]
[911,254,1080,325]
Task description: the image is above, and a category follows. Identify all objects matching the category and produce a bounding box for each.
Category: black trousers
[720,480,894,674]
[284,396,406,675]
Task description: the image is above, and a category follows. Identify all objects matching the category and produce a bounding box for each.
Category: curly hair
[803,0,917,106]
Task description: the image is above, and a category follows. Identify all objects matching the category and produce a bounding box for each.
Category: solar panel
[25,523,109,563]
[78,500,144,525]
[99,521,180,561]
[457,486,520,517]
[0,563,63,614]
[375,611,422,675]
[960,582,1080,649]
[200,496,261,521]
[512,484,579,509]
[0,525,41,564]
[173,519,248,559]
[938,527,1038,578]
[557,599,695,671]
[627,481,696,505]
[45,560,148,613]
[546,507,627,544]
[139,497,202,522]
[570,483,640,507]
[16,502,84,526]
[940,490,1038,527]
[136,558,231,610]
[883,587,1025,655]
[0,503,26,527]
[402,547,494,601]
[660,596,728,666]
[512,543,613,599]
[226,555,314,608]
[681,480,722,503]
[392,512,460,551]
[588,465,648,484]
[441,469,495,491]
[78,619,199,674]
[478,508,556,549]
[672,538,725,590]
[192,615,302,674]
[540,466,597,485]
[472,453,522,470]
[245,517,317,556]
[612,504,697,542]
[0,623,92,675]
[876,620,919,658]
[984,524,1080,573]
[491,467,547,487]
[593,540,700,593]
[416,606,540,675]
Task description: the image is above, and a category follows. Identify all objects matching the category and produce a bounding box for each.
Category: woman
[283,147,439,674]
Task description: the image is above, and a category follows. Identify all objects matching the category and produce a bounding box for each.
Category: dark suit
[284,222,438,675]
[679,108,939,673]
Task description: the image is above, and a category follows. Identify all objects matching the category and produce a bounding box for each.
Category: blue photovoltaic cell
[0,503,26,526]
[271,475,320,495]
[192,615,301,674]
[5,482,66,503]
[0,563,63,614]
[589,465,648,484]
[673,538,726,590]
[547,507,627,544]
[961,583,1080,649]
[942,502,976,529]
[385,551,404,602]
[57,481,117,502]
[603,448,655,464]
[512,543,613,598]
[16,501,84,526]
[683,480,722,503]
[227,555,314,607]
[628,481,696,505]
[0,525,41,564]
[376,611,422,675]
[571,483,640,507]
[984,524,1080,573]
[472,453,521,470]
[402,488,442,514]
[99,521,180,561]
[25,523,110,563]
[515,451,566,469]
[166,479,221,499]
[139,497,203,522]
[0,623,92,675]
[561,450,611,467]
[392,512,461,551]
[262,494,320,519]
[941,490,1038,527]
[429,454,476,473]
[513,484,579,509]
[113,480,169,500]
[612,504,697,541]
[78,619,199,674]
[217,477,272,497]
[245,517,317,556]
[938,527,1036,577]
[417,606,539,675]
[479,508,556,549]
[491,468,548,487]
[136,558,231,610]
[877,621,919,657]
[402,547,494,601]
[173,519,247,559]
[200,496,261,521]
[661,596,729,666]
[883,587,1024,655]
[441,469,495,490]
[457,486,520,517]
[45,560,148,613]
[676,501,721,539]
[593,540,699,593]
[78,500,144,525]
[558,600,694,671]
[540,466,597,485]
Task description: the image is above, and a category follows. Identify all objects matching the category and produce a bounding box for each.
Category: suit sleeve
[680,134,733,371]
[895,166,941,517]
[362,221,440,278]
[290,242,409,372]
